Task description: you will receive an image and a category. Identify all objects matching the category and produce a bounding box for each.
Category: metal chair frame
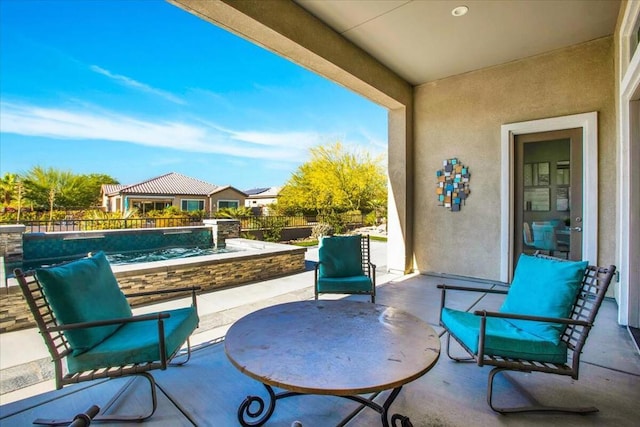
[14,268,200,425]
[438,253,616,414]
[314,234,376,303]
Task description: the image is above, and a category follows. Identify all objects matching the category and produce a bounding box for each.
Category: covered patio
[1,250,638,425]
[2,1,639,425]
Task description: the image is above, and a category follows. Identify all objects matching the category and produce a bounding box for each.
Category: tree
[76,174,119,207]
[22,166,73,209]
[0,173,18,206]
[278,142,387,215]
[21,166,118,209]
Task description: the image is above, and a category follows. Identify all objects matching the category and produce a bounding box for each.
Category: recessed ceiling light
[451,5,469,17]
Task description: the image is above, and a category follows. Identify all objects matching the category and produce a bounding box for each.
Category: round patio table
[224,300,441,427]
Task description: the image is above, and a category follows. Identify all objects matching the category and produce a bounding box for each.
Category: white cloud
[228,129,321,149]
[89,65,187,105]
[0,101,315,162]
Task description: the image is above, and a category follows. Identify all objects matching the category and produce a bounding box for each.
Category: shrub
[318,212,346,234]
[311,223,334,239]
[364,211,378,226]
[258,216,288,242]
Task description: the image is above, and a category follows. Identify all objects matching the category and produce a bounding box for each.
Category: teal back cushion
[500,254,588,344]
[318,235,363,278]
[36,251,132,355]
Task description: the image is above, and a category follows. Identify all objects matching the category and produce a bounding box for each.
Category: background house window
[181,200,205,211]
[218,200,239,210]
[133,201,171,213]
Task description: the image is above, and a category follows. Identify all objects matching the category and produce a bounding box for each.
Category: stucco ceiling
[294,0,621,86]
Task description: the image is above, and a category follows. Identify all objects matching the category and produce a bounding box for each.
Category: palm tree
[0,172,18,207]
[22,166,74,208]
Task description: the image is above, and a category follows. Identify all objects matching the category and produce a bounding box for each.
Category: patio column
[387,106,414,274]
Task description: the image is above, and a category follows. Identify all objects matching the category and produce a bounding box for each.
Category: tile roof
[209,185,248,196]
[102,184,127,195]
[118,172,219,196]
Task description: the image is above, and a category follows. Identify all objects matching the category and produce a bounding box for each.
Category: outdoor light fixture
[451,5,469,17]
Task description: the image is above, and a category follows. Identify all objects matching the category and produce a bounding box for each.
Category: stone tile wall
[0,225,25,261]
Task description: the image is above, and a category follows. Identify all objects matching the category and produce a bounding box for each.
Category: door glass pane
[521,139,571,259]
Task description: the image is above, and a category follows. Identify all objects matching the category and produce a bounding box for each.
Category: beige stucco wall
[210,188,246,212]
[414,37,616,280]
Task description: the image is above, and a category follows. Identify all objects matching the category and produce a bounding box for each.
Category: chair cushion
[35,251,132,355]
[67,306,199,374]
[441,308,568,364]
[318,235,363,278]
[500,254,588,344]
[531,223,557,250]
[316,275,373,294]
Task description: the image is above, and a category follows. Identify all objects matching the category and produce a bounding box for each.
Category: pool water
[107,246,234,265]
[6,246,236,275]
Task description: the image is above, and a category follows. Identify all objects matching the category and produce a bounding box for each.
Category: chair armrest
[125,286,200,310]
[437,284,508,294]
[473,310,591,327]
[125,286,201,298]
[48,312,179,367]
[48,312,171,332]
[438,284,508,327]
[474,310,591,364]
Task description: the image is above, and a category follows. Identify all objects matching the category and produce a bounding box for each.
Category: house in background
[101,172,247,214]
[244,186,281,215]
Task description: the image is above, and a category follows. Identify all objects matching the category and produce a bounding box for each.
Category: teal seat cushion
[35,251,132,355]
[316,275,373,294]
[441,308,567,364]
[67,306,199,374]
[500,254,588,344]
[318,235,363,278]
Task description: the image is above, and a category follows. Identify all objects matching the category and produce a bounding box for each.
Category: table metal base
[237,383,413,427]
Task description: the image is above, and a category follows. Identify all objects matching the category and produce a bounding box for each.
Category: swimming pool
[107,246,236,265]
[21,226,216,265]
[7,245,237,272]
[6,226,224,273]
[2,237,307,334]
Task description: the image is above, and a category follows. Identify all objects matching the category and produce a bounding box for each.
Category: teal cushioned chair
[438,252,616,414]
[315,234,376,302]
[14,252,200,425]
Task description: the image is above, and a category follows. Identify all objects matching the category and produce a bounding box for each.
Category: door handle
[570,226,582,232]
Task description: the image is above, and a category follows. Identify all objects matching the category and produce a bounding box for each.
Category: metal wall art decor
[436,158,470,212]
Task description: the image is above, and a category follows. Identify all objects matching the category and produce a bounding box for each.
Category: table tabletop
[224,300,441,396]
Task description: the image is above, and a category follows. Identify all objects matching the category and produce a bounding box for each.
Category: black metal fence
[2,214,365,234]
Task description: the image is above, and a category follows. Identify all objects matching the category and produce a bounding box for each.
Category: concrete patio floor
[1,242,639,426]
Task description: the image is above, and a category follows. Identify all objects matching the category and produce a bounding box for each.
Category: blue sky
[0,0,387,190]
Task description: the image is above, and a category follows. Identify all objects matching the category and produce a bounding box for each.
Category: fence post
[0,224,26,265]
[203,219,240,248]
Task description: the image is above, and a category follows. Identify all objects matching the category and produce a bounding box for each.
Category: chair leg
[445,333,475,362]
[487,367,598,414]
[33,373,158,425]
[170,337,192,366]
